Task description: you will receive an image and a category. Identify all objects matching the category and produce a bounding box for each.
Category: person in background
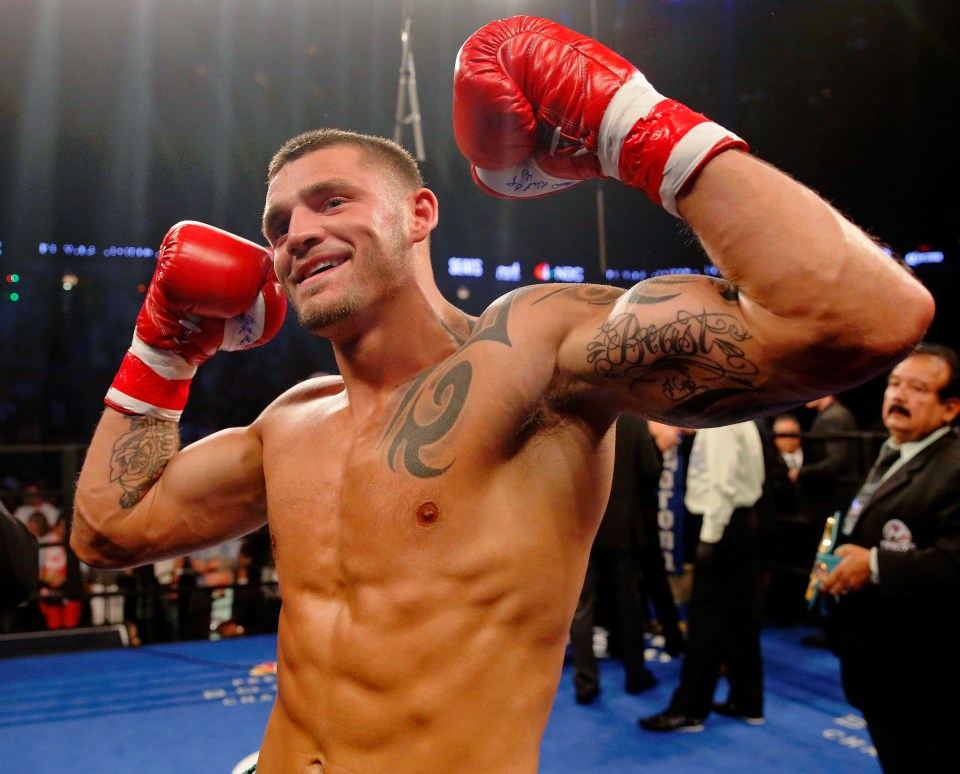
[28,511,82,630]
[639,420,766,732]
[797,395,859,544]
[818,342,960,772]
[765,414,804,521]
[757,413,806,622]
[13,482,60,530]
[0,500,38,610]
[772,414,804,476]
[570,414,662,704]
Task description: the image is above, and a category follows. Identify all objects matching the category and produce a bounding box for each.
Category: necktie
[865,444,901,487]
[841,444,900,536]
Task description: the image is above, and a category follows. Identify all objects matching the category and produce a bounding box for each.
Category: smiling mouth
[302,257,347,281]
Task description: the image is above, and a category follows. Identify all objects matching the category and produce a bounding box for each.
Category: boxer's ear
[408,188,438,244]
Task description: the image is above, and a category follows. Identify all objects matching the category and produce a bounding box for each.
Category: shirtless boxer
[71,16,933,774]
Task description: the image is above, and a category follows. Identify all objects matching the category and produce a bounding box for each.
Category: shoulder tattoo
[109,416,179,509]
[532,284,622,307]
[379,284,633,478]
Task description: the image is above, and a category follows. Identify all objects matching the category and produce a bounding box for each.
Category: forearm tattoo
[587,278,761,415]
[109,416,179,508]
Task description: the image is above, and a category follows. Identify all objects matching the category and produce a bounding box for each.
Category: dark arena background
[1,0,957,449]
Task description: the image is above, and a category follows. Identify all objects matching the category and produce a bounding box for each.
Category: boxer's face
[882,354,960,444]
[263,145,411,333]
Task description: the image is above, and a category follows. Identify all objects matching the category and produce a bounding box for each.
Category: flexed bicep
[73,411,267,569]
[560,276,769,425]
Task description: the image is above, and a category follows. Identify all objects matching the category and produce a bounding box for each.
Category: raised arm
[453,16,933,426]
[73,413,267,568]
[71,222,286,569]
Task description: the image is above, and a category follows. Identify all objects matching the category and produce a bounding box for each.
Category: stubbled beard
[295,287,362,333]
[293,216,409,334]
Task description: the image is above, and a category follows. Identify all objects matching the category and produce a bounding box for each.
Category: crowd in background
[0,476,280,644]
[0,400,875,646]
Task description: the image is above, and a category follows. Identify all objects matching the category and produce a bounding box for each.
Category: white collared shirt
[880,425,953,482]
[684,421,765,544]
[781,449,803,471]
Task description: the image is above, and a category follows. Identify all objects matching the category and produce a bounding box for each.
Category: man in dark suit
[569,414,669,704]
[1,500,39,609]
[797,394,860,541]
[757,414,807,623]
[820,342,960,772]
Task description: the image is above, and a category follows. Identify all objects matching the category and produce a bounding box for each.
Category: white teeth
[306,258,344,278]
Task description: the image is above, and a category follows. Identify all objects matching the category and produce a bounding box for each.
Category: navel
[415,501,441,526]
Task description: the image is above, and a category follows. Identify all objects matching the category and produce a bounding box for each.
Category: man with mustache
[818,343,960,772]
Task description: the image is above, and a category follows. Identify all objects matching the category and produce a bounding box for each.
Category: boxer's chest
[261,389,505,587]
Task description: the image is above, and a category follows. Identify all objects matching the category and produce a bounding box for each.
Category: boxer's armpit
[108,415,179,508]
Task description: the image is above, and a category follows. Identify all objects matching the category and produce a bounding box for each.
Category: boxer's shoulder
[255,375,347,429]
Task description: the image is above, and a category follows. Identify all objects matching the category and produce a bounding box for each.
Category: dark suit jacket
[798,401,860,524]
[0,500,39,608]
[594,414,661,551]
[830,428,960,713]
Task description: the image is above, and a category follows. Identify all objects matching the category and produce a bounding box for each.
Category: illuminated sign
[494,262,522,282]
[103,245,158,258]
[657,442,685,575]
[605,265,720,282]
[39,242,98,256]
[605,268,648,282]
[37,242,157,258]
[447,256,483,277]
[533,262,584,283]
[904,249,944,267]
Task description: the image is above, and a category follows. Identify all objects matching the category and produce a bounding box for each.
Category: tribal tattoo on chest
[382,278,760,479]
[381,295,516,478]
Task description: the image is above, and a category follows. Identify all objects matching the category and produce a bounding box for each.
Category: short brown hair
[267,129,424,190]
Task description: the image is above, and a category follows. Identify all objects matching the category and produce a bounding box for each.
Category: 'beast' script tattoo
[383,295,515,478]
[587,305,760,414]
[109,417,178,508]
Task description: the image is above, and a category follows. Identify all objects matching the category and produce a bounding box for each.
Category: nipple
[416,501,441,526]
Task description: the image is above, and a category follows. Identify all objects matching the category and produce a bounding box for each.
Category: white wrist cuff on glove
[598,73,666,179]
[599,74,745,217]
[129,335,197,381]
[658,122,745,216]
[104,337,197,422]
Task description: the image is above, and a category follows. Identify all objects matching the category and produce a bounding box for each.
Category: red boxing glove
[105,221,287,421]
[453,15,748,216]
